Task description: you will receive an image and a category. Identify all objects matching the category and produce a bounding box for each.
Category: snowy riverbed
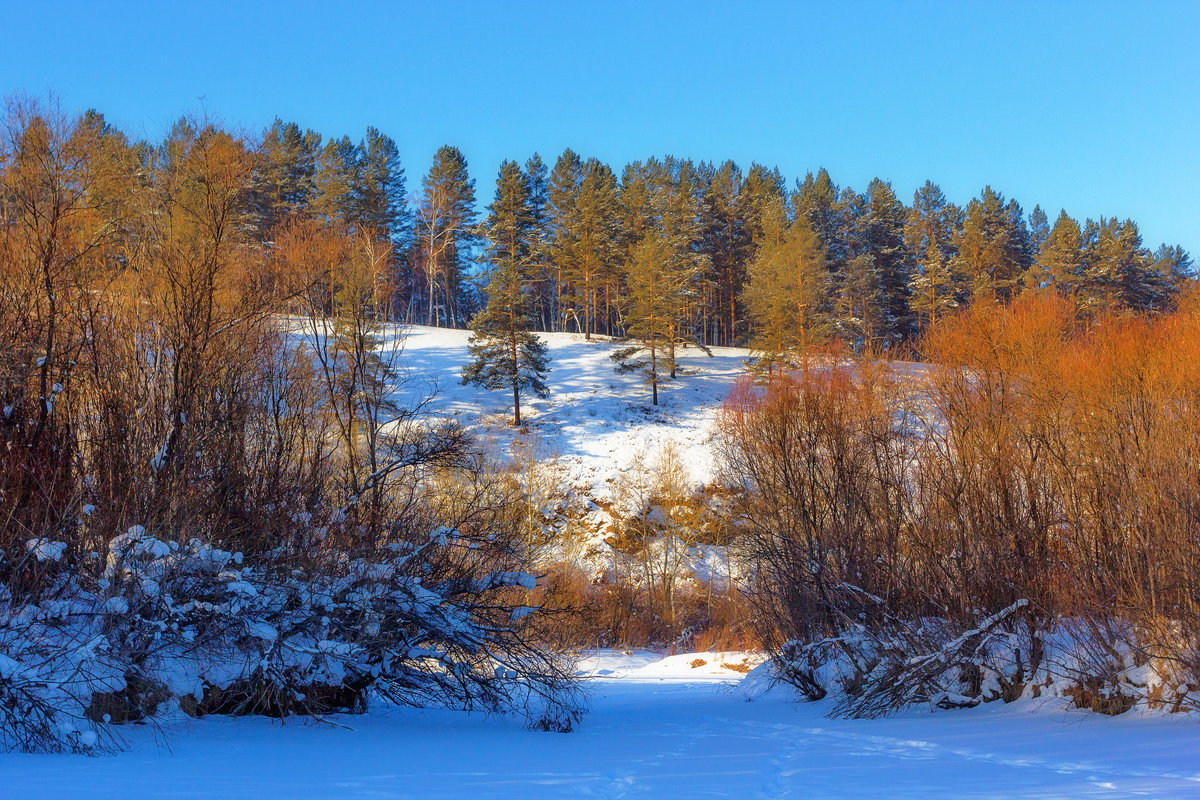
[4,651,1200,799]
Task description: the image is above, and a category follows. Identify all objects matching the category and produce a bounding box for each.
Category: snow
[5,651,1200,798]
[575,649,764,680]
[24,539,66,562]
[377,325,751,492]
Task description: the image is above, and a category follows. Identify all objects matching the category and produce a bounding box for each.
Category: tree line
[132,110,1187,421]
[232,115,1195,351]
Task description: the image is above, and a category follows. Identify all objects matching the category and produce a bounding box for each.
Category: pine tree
[314,135,359,225]
[655,157,710,375]
[954,186,1029,302]
[1035,210,1084,298]
[843,178,912,346]
[255,118,321,232]
[462,161,549,426]
[697,161,785,347]
[700,160,746,346]
[739,163,787,244]
[837,252,885,349]
[794,168,854,311]
[619,160,655,242]
[354,127,411,318]
[1150,244,1194,300]
[905,180,962,329]
[1006,198,1035,276]
[1081,218,1158,313]
[523,153,553,329]
[545,149,584,331]
[742,199,828,371]
[611,231,677,405]
[417,145,477,327]
[355,127,410,243]
[1029,204,1050,256]
[793,169,846,264]
[567,158,621,338]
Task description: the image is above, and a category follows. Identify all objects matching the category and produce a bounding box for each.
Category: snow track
[4,654,1200,798]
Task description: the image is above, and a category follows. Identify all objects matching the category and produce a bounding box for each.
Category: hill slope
[386,325,751,497]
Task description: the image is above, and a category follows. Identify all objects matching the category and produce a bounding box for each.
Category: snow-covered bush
[0,521,583,753]
[0,586,124,752]
[761,606,1200,719]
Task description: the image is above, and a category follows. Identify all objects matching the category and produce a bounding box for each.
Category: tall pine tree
[905,180,962,330]
[462,161,549,425]
[567,158,621,338]
[1035,210,1084,299]
[611,231,677,405]
[545,149,584,331]
[254,118,321,233]
[743,199,829,371]
[522,153,554,329]
[954,186,1030,302]
[417,145,477,326]
[841,178,911,346]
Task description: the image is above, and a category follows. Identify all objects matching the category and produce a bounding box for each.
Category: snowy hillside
[383,325,751,493]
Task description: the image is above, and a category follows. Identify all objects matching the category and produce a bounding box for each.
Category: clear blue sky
[2,0,1196,253]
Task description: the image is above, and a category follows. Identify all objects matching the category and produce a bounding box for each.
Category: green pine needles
[462,161,551,426]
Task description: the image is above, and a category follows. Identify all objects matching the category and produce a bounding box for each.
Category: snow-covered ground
[5,651,1200,799]
[383,325,750,493]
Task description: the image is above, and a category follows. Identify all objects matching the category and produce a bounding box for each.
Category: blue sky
[2,0,1196,253]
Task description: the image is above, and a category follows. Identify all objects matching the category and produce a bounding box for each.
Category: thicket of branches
[0,100,580,753]
[721,292,1200,718]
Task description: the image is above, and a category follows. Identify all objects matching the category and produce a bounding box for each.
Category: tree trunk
[511,335,521,426]
[650,346,658,406]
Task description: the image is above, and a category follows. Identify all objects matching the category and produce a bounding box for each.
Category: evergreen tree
[314,135,359,225]
[742,199,828,371]
[417,145,477,326]
[1081,218,1159,313]
[1035,210,1084,298]
[954,186,1029,302]
[700,160,747,346]
[696,161,785,347]
[619,160,656,242]
[793,168,846,264]
[611,231,677,405]
[462,161,549,425]
[837,252,885,349]
[618,157,710,363]
[1006,198,1035,275]
[1150,244,1194,300]
[255,118,321,232]
[843,178,912,346]
[355,127,410,242]
[1029,204,1050,256]
[905,180,962,329]
[567,158,621,338]
[523,153,553,329]
[739,163,787,244]
[794,168,854,309]
[355,128,411,318]
[545,149,584,331]
[655,157,710,374]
